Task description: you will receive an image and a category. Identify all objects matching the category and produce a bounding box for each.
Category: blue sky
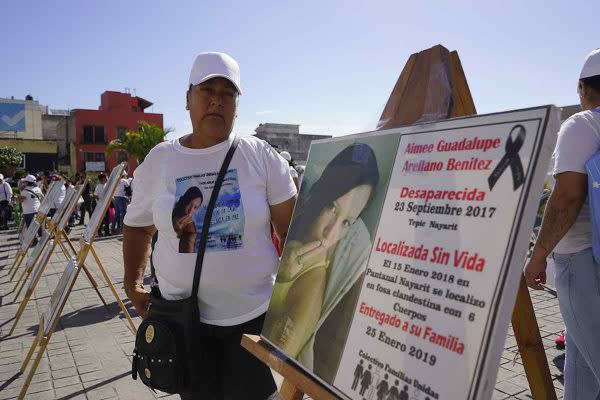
[0,1,597,139]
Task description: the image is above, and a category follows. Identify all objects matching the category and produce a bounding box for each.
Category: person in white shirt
[48,178,66,219]
[0,173,13,230]
[94,173,110,236]
[17,174,43,232]
[111,171,129,234]
[123,52,296,399]
[280,150,299,189]
[525,49,600,399]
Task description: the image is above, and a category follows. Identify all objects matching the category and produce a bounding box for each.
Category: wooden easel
[243,45,556,399]
[14,164,137,398]
[6,180,64,281]
[17,256,84,400]
[8,183,110,336]
[70,163,137,334]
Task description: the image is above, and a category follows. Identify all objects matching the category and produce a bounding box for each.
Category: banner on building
[261,106,560,400]
[0,102,26,132]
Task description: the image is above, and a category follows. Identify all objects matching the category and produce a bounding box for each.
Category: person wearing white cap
[279,150,299,188]
[525,49,600,399]
[16,174,44,233]
[123,52,296,399]
[0,173,13,230]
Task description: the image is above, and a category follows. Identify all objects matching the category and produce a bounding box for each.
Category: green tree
[106,121,173,164]
[0,147,23,176]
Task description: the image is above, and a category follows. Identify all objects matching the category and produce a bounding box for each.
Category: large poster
[261,106,559,400]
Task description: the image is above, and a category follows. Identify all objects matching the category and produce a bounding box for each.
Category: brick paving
[0,226,566,399]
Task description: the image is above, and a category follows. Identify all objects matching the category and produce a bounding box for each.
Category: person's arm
[278,266,327,357]
[123,224,157,316]
[269,195,296,245]
[524,172,587,289]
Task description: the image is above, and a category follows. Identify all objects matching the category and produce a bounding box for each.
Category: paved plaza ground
[0,226,566,399]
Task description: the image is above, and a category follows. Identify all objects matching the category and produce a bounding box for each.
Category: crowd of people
[0,169,132,237]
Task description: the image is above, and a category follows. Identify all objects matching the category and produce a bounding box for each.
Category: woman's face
[307,184,372,250]
[185,197,202,216]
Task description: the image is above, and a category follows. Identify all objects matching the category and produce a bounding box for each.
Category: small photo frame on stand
[42,257,79,336]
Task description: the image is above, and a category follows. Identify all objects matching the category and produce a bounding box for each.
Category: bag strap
[23,188,41,201]
[149,136,240,298]
[191,136,239,297]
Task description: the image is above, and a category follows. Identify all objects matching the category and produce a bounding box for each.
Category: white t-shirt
[21,186,43,214]
[53,184,66,209]
[0,182,12,202]
[553,109,600,253]
[124,136,297,326]
[94,183,106,201]
[114,178,129,198]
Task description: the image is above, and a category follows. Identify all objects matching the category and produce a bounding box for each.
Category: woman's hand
[278,240,327,282]
[172,214,194,233]
[125,284,151,318]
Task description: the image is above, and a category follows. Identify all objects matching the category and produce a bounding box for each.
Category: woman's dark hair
[291,142,379,239]
[173,186,203,218]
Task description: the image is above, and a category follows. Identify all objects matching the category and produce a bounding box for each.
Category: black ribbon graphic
[488,124,526,191]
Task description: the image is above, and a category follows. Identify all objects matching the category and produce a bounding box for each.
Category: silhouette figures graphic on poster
[360,364,373,396]
[386,380,400,400]
[376,373,390,400]
[353,359,365,390]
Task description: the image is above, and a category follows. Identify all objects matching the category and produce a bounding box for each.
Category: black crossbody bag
[132,137,239,394]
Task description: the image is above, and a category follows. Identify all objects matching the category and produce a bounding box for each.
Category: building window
[117,151,128,163]
[131,106,137,112]
[95,126,105,143]
[84,152,105,162]
[83,126,94,143]
[116,126,128,140]
[82,125,105,144]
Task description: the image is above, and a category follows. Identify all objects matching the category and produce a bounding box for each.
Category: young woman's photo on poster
[262,134,399,383]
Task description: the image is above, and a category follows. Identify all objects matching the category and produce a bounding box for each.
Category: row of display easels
[243,45,557,400]
[1,163,137,400]
[8,180,109,336]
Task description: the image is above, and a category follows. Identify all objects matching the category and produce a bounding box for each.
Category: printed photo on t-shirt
[172,169,245,253]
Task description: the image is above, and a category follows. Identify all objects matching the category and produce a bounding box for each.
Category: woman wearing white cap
[16,175,43,232]
[123,52,296,399]
[525,49,600,399]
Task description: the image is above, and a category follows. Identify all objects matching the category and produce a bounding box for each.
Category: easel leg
[512,276,557,400]
[9,253,25,281]
[19,333,40,374]
[11,266,30,296]
[18,338,48,400]
[59,232,108,308]
[9,290,33,336]
[89,246,137,334]
[12,268,32,303]
[6,252,22,276]
[280,380,304,400]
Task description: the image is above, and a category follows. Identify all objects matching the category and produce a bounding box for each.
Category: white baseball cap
[280,151,292,162]
[0,174,4,180]
[189,52,242,95]
[24,174,37,183]
[580,49,600,79]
